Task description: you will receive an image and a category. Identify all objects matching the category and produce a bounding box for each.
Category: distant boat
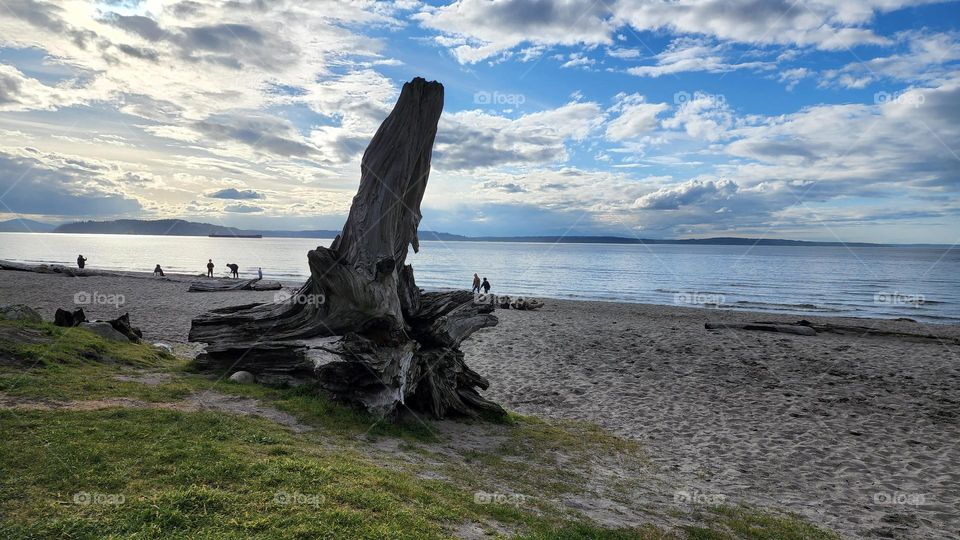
[208,233,262,238]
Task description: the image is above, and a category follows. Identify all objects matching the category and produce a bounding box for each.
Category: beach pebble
[79,322,130,342]
[0,304,42,323]
[229,371,256,384]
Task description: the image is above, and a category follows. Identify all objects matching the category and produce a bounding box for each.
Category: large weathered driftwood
[189,78,504,419]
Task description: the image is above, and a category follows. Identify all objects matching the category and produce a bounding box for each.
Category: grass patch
[684,506,841,539]
[0,409,668,539]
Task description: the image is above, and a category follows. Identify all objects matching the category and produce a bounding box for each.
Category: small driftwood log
[106,313,143,342]
[189,78,504,419]
[510,297,544,311]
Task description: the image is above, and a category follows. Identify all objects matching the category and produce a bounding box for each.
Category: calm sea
[1,232,957,323]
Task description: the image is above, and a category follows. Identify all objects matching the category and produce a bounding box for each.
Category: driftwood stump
[189,78,504,419]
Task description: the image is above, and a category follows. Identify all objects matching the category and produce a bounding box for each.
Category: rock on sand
[0,304,42,323]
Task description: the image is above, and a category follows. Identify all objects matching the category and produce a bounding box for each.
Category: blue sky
[0,0,958,242]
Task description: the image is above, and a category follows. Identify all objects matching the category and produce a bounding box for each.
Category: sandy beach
[1,268,957,538]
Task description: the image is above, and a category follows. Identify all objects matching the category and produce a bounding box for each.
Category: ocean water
[1,232,957,323]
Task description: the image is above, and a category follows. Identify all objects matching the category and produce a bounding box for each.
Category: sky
[0,0,958,243]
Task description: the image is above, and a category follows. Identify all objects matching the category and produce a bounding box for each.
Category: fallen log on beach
[187,278,282,292]
[0,260,110,277]
[787,320,959,344]
[705,322,818,336]
[706,319,959,344]
[189,78,504,419]
[0,260,182,282]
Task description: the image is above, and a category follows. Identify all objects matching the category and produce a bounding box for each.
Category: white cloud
[0,64,93,111]
[724,78,960,199]
[613,0,905,50]
[0,0,399,122]
[627,37,775,77]
[821,31,960,88]
[560,52,596,69]
[417,0,940,63]
[606,47,641,59]
[416,0,613,63]
[633,178,738,209]
[605,93,668,141]
[435,102,604,170]
[778,67,812,90]
[662,92,735,142]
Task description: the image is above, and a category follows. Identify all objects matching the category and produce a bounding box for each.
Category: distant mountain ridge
[36,218,944,247]
[0,218,57,233]
[55,219,247,236]
[52,219,444,240]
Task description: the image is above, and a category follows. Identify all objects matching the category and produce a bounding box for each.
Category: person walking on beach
[471,273,481,293]
[153,264,165,277]
[481,277,491,293]
[227,263,239,279]
[206,259,214,277]
[77,255,87,269]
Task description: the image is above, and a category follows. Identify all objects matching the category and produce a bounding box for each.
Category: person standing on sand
[258,267,263,280]
[206,259,214,277]
[77,255,87,269]
[472,273,481,293]
[153,264,165,277]
[227,263,239,278]
[481,277,491,293]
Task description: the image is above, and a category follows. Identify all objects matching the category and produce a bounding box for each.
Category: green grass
[684,506,840,540]
[0,320,839,539]
[0,408,671,539]
[0,320,196,402]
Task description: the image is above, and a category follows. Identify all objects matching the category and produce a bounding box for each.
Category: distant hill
[52,219,465,241]
[257,229,344,238]
[54,219,255,237]
[45,219,943,247]
[467,235,894,247]
[0,218,57,233]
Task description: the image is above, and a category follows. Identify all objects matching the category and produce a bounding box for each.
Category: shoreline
[1,230,953,248]
[1,259,954,325]
[1,268,958,537]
